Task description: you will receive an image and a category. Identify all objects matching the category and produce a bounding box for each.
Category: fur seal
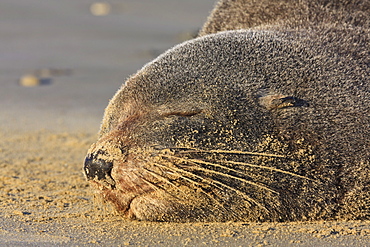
[84,0,369,222]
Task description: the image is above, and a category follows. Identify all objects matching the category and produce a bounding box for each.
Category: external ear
[259,94,309,110]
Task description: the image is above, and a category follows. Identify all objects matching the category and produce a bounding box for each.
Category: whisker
[225,160,314,181]
[168,171,206,188]
[160,149,313,182]
[167,147,285,158]
[142,168,188,196]
[143,162,241,218]
[149,161,224,191]
[162,155,278,194]
[133,172,162,191]
[133,171,177,199]
[150,160,268,211]
[137,158,210,188]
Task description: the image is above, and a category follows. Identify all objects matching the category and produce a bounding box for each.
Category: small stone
[90,2,111,16]
[19,74,40,87]
[12,210,24,216]
[12,210,30,216]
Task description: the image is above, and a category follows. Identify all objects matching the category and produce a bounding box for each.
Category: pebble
[90,2,111,16]
[19,74,40,87]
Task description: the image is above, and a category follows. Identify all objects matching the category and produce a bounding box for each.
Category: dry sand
[1,1,370,246]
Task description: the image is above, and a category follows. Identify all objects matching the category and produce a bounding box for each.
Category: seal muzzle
[84,155,116,188]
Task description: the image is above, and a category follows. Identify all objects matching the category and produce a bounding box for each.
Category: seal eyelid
[259,94,309,110]
[271,96,309,109]
[159,109,203,118]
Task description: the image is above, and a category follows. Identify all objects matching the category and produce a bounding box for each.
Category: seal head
[84,0,370,222]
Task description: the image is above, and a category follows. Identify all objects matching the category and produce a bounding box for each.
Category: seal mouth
[99,186,139,219]
[84,154,116,189]
[97,178,167,221]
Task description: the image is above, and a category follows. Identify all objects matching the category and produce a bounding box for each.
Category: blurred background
[0,0,215,133]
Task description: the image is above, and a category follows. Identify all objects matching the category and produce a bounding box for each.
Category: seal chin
[98,182,178,221]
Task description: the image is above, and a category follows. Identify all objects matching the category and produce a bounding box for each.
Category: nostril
[84,155,114,181]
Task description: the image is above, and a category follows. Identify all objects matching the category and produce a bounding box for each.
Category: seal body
[84,0,369,222]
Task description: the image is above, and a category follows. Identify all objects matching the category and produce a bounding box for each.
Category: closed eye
[160,109,202,117]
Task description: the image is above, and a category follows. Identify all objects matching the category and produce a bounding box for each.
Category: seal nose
[84,155,115,187]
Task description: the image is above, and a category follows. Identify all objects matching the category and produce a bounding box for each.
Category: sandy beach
[1,0,370,246]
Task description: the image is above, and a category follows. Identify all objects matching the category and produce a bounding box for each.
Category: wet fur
[85,0,370,222]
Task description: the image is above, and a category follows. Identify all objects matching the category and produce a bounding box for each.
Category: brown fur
[199,0,369,35]
[84,0,370,222]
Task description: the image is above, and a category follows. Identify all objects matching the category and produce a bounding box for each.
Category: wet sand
[1,1,370,246]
